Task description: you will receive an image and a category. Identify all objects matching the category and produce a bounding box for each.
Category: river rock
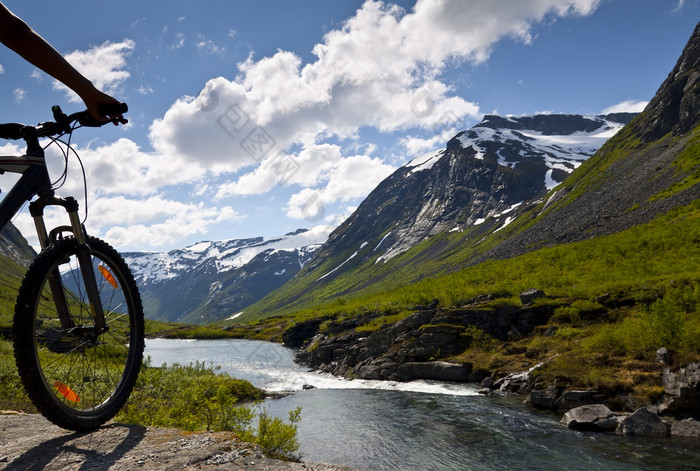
[468,368,491,383]
[658,363,700,418]
[617,408,668,436]
[555,389,605,411]
[394,361,471,382]
[670,418,700,438]
[354,360,400,380]
[295,304,554,384]
[561,404,619,432]
[526,387,558,410]
[398,325,471,361]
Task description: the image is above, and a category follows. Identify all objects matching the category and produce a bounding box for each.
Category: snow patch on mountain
[318,249,359,281]
[406,149,445,174]
[455,116,625,190]
[124,225,334,284]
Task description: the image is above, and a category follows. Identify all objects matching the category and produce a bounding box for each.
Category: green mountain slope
[0,253,25,333]
[0,223,36,333]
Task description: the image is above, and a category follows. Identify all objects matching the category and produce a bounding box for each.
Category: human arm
[0,2,124,122]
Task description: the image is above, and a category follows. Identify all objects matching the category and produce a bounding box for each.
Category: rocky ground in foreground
[0,413,360,471]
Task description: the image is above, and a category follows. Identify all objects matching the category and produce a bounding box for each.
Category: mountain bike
[0,104,144,431]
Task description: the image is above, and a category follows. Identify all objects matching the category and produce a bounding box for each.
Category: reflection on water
[145,338,700,471]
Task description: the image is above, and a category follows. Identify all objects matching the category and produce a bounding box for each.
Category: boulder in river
[670,418,700,438]
[560,404,619,432]
[617,407,668,436]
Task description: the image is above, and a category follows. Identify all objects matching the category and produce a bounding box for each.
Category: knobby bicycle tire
[13,236,144,431]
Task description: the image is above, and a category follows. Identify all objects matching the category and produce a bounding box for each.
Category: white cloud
[26,138,215,250]
[602,99,649,114]
[13,88,25,103]
[673,0,686,13]
[20,0,603,251]
[147,0,600,207]
[172,33,185,49]
[400,135,444,157]
[54,39,135,102]
[151,0,599,166]
[217,143,342,198]
[197,39,223,55]
[285,154,394,219]
[12,192,240,251]
[323,154,395,202]
[0,64,4,74]
[98,197,240,248]
[44,138,199,199]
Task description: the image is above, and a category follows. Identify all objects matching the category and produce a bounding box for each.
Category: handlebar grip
[0,123,25,140]
[98,102,128,116]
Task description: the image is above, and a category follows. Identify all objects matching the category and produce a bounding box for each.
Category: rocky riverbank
[479,356,700,437]
[288,291,552,382]
[283,291,700,439]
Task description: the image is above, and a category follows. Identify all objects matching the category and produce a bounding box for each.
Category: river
[145,338,700,471]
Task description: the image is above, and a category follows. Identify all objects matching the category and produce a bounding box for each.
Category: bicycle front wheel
[13,236,144,431]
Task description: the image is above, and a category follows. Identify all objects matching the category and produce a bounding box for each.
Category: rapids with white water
[145,338,700,471]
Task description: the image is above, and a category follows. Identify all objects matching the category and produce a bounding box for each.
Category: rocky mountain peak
[307,112,630,278]
[638,21,700,142]
[477,113,636,136]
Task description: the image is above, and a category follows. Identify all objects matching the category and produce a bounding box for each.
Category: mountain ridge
[233,112,638,322]
[310,113,633,269]
[123,226,333,323]
[472,22,700,263]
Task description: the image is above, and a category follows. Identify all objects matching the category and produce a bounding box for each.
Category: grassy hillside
[0,254,25,332]
[226,200,698,327]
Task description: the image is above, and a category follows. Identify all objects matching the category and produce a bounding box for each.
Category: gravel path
[0,412,361,471]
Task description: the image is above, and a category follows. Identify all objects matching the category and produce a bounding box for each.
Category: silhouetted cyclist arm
[0,2,123,123]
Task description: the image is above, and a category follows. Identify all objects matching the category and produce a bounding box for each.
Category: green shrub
[583,325,625,356]
[465,325,498,351]
[555,326,587,342]
[583,283,699,358]
[552,305,582,325]
[256,406,302,460]
[116,359,302,461]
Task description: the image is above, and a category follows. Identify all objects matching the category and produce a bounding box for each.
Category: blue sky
[1,0,698,252]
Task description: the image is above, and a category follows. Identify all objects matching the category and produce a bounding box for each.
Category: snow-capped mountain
[305,113,636,278]
[122,226,333,323]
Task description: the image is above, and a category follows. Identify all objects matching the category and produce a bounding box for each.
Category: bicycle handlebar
[0,103,128,141]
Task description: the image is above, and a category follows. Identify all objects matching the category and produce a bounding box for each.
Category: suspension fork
[30,195,107,333]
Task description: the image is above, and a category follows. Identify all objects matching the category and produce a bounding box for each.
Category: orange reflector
[54,381,80,403]
[98,265,118,289]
